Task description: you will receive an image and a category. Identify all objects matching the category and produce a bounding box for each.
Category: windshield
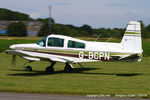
[37,36,48,46]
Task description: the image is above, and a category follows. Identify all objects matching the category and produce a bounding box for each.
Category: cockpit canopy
[47,37,64,47]
[37,36,48,46]
[37,35,85,49]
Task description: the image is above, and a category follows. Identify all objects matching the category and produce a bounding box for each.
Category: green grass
[0,39,38,52]
[0,53,150,97]
[0,36,150,97]
[142,41,150,57]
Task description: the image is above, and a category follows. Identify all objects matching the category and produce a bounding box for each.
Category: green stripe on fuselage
[125,32,141,34]
[23,48,133,57]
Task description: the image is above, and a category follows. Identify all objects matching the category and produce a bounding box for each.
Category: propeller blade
[11,55,16,66]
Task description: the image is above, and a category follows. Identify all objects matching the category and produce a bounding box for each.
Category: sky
[0,0,150,28]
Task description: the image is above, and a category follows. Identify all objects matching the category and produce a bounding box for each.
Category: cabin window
[37,36,47,46]
[47,37,64,47]
[68,40,85,49]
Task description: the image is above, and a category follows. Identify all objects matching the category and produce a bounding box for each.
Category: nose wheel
[23,61,33,71]
[24,66,32,71]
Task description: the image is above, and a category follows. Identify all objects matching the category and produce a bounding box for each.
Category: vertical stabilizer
[121,21,142,53]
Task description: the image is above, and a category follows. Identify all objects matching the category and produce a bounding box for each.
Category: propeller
[11,55,16,66]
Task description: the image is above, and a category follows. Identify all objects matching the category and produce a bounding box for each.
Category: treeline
[0,8,150,38]
[39,18,150,38]
[36,17,125,38]
[0,8,33,21]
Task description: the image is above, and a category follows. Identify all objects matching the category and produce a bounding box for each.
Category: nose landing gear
[23,61,33,71]
[24,66,32,71]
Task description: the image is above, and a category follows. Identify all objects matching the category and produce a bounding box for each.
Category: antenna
[105,35,113,45]
[95,33,103,41]
[48,5,52,29]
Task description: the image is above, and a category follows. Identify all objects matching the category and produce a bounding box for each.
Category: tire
[25,66,32,71]
[45,66,54,74]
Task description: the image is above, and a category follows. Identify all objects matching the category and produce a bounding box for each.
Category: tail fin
[121,21,143,53]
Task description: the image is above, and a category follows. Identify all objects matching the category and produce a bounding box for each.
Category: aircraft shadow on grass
[8,68,142,77]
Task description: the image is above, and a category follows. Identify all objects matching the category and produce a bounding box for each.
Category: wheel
[45,66,54,74]
[24,66,32,71]
[64,64,73,73]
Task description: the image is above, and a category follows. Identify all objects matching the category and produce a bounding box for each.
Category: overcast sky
[0,0,150,28]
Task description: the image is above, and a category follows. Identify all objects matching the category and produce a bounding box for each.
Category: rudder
[121,21,142,54]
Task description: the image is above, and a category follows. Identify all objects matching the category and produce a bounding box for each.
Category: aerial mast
[48,5,52,33]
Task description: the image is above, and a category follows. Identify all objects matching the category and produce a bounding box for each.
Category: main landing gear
[45,62,74,74]
[45,62,56,74]
[23,61,75,74]
[64,63,73,73]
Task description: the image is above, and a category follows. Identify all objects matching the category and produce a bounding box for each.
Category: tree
[146,24,150,32]
[80,24,92,36]
[111,28,125,38]
[138,20,149,38]
[52,24,78,36]
[146,24,150,38]
[38,18,55,36]
[0,8,33,21]
[38,22,50,36]
[139,20,145,30]
[7,22,27,36]
[36,18,55,24]
[142,29,150,38]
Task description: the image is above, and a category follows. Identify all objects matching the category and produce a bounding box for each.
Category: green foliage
[7,22,27,36]
[139,20,150,38]
[0,8,33,21]
[52,24,78,36]
[38,21,79,37]
[146,24,150,32]
[38,18,55,36]
[80,24,92,36]
[38,20,150,38]
[38,22,50,36]
[142,29,150,38]
[36,18,55,23]
[93,28,125,38]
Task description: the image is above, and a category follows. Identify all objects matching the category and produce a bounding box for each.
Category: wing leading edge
[5,50,97,63]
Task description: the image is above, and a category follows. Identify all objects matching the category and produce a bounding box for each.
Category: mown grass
[0,39,38,52]
[0,53,150,97]
[0,36,150,97]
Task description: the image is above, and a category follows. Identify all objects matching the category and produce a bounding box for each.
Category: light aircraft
[5,21,143,73]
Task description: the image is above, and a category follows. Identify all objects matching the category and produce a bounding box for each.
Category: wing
[5,50,97,63]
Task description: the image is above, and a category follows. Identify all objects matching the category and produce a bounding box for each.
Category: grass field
[0,53,150,97]
[0,36,150,98]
